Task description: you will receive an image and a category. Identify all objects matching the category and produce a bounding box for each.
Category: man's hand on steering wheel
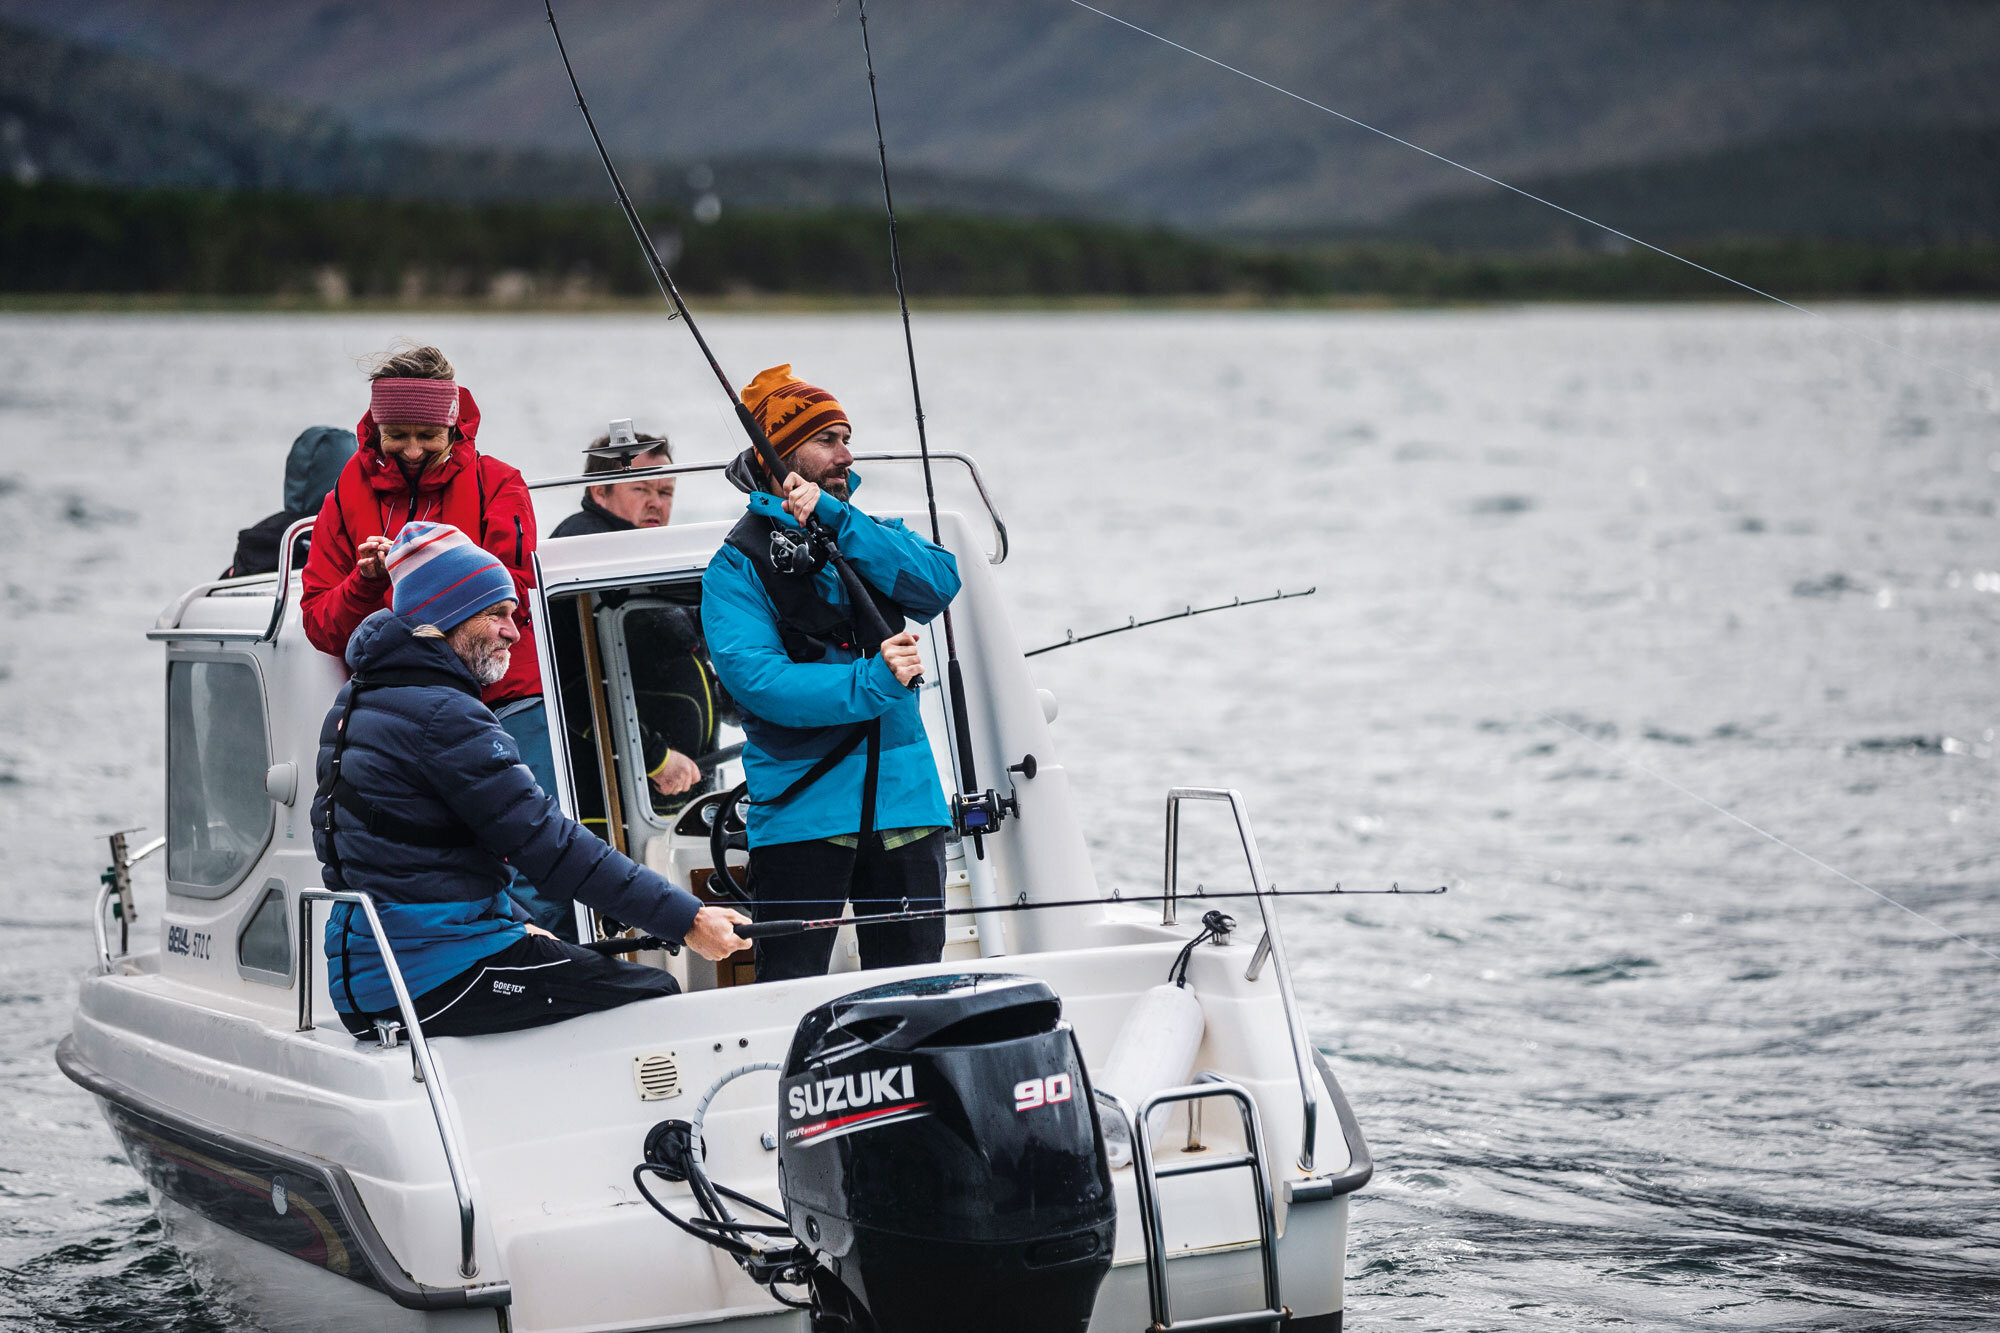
[650,749,701,796]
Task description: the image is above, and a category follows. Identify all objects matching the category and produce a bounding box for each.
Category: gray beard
[818,472,851,500]
[460,641,510,687]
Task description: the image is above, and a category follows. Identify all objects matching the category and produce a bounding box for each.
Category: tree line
[6,179,1998,302]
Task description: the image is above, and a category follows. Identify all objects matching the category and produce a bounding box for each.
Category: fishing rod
[583,882,1446,950]
[853,0,1004,854]
[1025,587,1316,657]
[542,0,910,686]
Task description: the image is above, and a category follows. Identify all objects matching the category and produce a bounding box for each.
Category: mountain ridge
[0,18,1108,217]
[3,0,1998,228]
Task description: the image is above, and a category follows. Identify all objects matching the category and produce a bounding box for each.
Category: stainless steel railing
[297,889,483,1280]
[147,515,315,642]
[526,450,1010,564]
[1097,1079,1285,1332]
[149,451,1008,643]
[1161,787,1320,1173]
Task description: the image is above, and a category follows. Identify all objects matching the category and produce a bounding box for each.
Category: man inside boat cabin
[550,420,678,537]
[703,365,962,982]
[549,423,732,818]
[313,521,750,1037]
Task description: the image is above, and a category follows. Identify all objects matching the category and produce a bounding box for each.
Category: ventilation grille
[633,1052,681,1102]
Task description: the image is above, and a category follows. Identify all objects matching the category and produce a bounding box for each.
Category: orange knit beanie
[740,365,849,471]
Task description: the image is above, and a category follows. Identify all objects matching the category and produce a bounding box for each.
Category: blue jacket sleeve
[818,492,961,618]
[703,547,910,730]
[422,698,702,942]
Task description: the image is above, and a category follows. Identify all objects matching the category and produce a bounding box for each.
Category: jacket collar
[579,494,637,531]
[345,609,483,688]
[354,386,483,495]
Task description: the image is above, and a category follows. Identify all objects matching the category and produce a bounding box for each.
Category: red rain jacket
[300,388,542,707]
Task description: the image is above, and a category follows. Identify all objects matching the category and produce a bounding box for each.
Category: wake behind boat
[62,454,1372,1332]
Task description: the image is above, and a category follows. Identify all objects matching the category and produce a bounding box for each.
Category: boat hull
[60,1036,513,1318]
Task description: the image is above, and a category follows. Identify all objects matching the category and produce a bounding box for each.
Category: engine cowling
[777,973,1116,1333]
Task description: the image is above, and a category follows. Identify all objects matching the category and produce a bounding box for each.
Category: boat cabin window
[166,658,273,897]
[235,880,292,984]
[547,577,744,890]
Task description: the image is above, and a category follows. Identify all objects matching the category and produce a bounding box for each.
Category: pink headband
[369,378,460,427]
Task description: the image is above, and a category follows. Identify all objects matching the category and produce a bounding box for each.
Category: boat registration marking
[165,926,212,961]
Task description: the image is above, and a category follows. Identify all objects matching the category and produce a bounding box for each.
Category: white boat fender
[1097,980,1205,1168]
[1096,910,1234,1167]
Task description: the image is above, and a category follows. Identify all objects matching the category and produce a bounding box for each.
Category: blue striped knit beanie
[385,522,516,632]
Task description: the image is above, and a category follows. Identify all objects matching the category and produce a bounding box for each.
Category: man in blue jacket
[702,366,961,982]
[314,521,749,1037]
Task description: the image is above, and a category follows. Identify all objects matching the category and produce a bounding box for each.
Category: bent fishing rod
[1026,587,1316,657]
[543,0,909,684]
[854,0,1003,854]
[583,882,1448,950]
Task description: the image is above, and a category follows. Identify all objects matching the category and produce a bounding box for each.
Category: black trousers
[749,832,947,982]
[338,934,679,1038]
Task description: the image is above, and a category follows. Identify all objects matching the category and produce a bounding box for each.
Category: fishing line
[1539,713,1999,963]
[854,0,1004,851]
[1061,0,1996,963]
[588,882,1446,948]
[544,0,908,674]
[1063,0,1991,391]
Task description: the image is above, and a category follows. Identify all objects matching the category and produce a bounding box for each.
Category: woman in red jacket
[301,344,540,701]
[301,344,572,936]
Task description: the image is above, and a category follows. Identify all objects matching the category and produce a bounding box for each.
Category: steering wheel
[705,781,752,905]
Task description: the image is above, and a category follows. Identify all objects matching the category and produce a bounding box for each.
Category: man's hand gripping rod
[544,0,912,687]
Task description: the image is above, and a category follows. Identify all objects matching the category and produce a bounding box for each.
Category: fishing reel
[950,787,1016,839]
[768,523,832,577]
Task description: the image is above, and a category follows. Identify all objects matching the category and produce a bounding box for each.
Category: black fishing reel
[769,523,832,576]
[950,787,1017,839]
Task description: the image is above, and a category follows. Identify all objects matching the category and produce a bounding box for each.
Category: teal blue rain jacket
[701,472,961,847]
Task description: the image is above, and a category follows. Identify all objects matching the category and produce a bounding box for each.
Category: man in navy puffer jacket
[314,522,748,1037]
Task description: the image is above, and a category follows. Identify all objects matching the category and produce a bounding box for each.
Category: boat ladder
[1099,1077,1287,1332]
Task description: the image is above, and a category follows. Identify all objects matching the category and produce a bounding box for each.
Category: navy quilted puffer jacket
[313,610,701,1014]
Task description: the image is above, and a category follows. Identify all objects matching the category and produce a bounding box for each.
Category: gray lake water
[0,307,1995,1330]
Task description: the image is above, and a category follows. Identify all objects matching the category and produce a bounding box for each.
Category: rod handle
[731,402,913,688]
[736,919,810,939]
[578,935,669,955]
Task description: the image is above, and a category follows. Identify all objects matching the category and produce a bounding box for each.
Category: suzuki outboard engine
[777,973,1116,1333]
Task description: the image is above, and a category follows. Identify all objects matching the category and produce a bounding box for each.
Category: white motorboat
[61,454,1370,1332]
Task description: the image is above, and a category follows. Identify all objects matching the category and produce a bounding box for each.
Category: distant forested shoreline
[6,180,1999,304]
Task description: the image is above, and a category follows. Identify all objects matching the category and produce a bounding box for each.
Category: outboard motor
[777,973,1115,1333]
